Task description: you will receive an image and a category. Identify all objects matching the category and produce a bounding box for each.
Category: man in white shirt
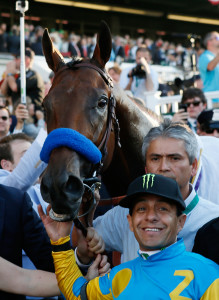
[120,46,158,104]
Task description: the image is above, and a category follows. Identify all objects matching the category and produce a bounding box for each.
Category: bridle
[41,61,121,230]
[71,62,121,166]
[68,61,121,231]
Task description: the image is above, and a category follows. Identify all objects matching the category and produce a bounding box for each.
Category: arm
[207,53,219,71]
[140,57,154,91]
[125,76,133,91]
[199,279,219,299]
[0,257,60,297]
[0,60,18,96]
[1,128,47,191]
[93,206,125,253]
[73,227,105,265]
[171,109,189,123]
[13,103,29,132]
[39,205,112,300]
[22,194,54,272]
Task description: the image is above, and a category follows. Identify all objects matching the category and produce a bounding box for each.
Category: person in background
[108,64,122,85]
[198,31,219,107]
[0,182,54,300]
[0,48,45,111]
[113,36,125,63]
[193,216,219,264]
[172,87,207,132]
[0,104,28,139]
[197,108,219,138]
[120,46,159,104]
[30,26,44,56]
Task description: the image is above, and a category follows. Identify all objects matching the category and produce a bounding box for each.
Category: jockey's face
[127,195,186,251]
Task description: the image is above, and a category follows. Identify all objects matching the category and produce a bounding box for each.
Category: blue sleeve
[21,192,54,272]
[199,53,211,72]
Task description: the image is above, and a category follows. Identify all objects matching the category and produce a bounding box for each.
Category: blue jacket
[0,184,54,300]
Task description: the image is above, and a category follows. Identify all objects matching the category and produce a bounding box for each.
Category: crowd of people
[0,19,218,300]
[0,22,201,66]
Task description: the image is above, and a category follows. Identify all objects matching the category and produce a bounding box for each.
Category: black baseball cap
[197,109,219,130]
[119,174,186,211]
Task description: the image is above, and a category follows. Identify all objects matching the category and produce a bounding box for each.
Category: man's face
[15,56,31,69]
[10,140,31,169]
[136,50,151,64]
[208,32,219,50]
[183,97,206,119]
[145,137,197,199]
[127,195,186,251]
[0,109,11,137]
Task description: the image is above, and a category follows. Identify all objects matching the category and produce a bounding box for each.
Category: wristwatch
[7,73,15,77]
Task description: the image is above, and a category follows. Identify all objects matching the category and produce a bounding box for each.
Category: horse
[40,21,161,224]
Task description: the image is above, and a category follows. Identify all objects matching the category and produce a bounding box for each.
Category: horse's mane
[131,96,163,123]
[113,84,162,124]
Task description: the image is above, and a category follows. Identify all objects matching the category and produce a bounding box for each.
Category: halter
[72,62,121,167]
[71,62,121,232]
[41,61,121,229]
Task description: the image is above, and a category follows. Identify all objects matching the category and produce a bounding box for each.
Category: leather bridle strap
[72,62,117,167]
[72,62,113,88]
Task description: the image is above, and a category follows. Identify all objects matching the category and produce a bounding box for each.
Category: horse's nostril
[65,175,84,197]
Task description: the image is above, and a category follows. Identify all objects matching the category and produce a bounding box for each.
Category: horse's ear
[92,21,112,68]
[42,28,65,73]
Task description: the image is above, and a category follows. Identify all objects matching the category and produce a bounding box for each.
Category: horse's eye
[98,98,108,109]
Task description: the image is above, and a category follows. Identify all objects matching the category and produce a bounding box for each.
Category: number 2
[169,270,194,300]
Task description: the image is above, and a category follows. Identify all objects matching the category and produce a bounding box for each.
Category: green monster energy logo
[142,174,155,189]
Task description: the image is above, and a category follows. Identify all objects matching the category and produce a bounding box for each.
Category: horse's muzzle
[41,173,84,221]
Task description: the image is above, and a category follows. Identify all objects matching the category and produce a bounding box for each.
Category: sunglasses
[184,101,201,108]
[210,36,219,41]
[0,116,8,121]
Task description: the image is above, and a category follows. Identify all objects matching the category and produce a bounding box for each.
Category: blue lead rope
[40,128,102,164]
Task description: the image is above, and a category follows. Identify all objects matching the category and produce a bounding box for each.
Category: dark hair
[0,133,32,167]
[0,105,10,117]
[128,196,183,217]
[181,87,207,104]
[136,45,151,56]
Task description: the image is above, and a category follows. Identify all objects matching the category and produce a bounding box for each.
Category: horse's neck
[113,85,160,147]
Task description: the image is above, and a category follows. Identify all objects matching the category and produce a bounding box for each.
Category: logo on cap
[142,174,155,189]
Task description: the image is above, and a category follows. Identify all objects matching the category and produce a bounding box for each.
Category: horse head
[41,21,116,221]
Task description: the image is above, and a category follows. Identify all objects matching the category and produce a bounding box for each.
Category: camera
[128,64,146,79]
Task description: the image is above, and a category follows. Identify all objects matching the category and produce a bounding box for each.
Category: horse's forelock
[67,57,83,69]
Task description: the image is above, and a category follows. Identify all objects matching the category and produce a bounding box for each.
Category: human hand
[15,104,29,124]
[85,254,111,281]
[35,110,44,120]
[76,227,105,265]
[6,60,18,74]
[140,57,150,72]
[171,109,189,122]
[38,204,73,242]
